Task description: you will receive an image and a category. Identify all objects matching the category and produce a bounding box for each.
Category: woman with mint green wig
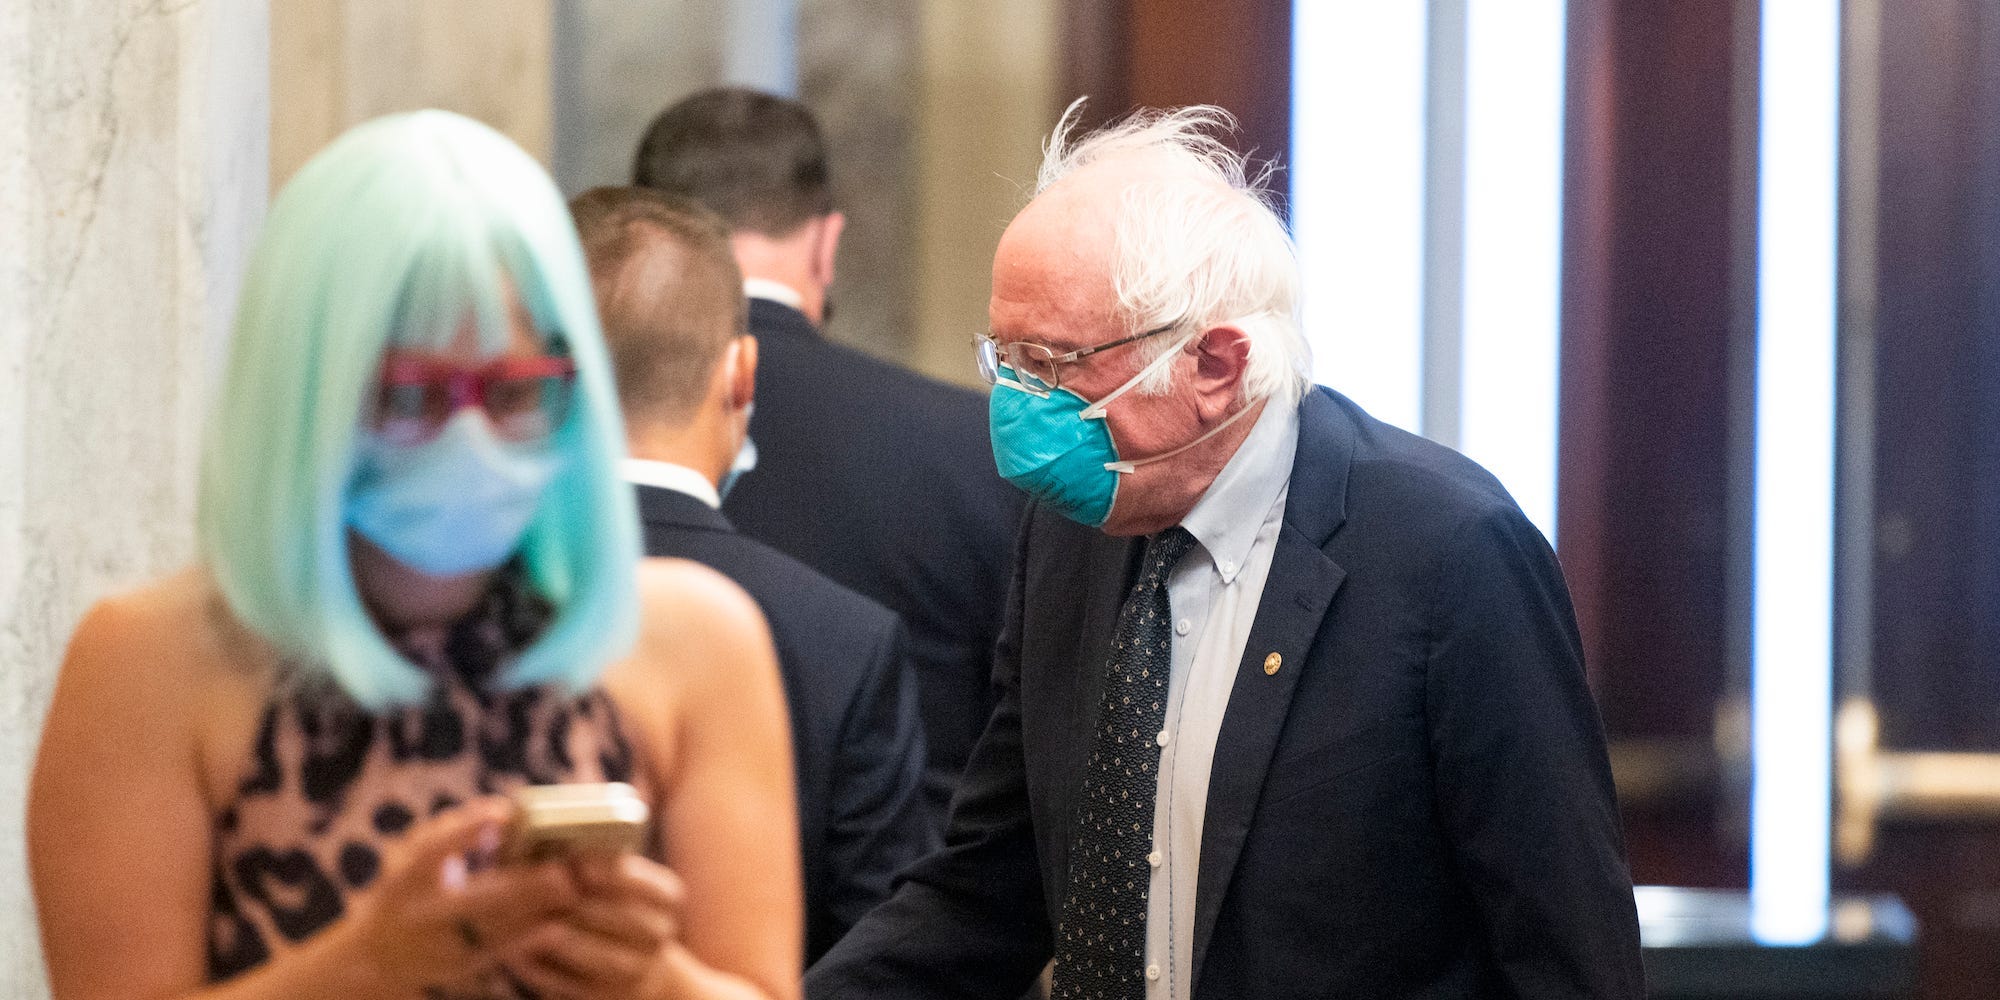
[28,111,802,1000]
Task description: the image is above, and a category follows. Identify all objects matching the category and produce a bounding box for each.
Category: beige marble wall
[912,3,1060,386]
[551,0,731,195]
[272,0,553,186]
[798,0,919,360]
[552,0,1057,383]
[0,1,269,995]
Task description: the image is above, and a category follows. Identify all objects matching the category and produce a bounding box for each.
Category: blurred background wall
[11,1,2000,998]
[551,0,1058,384]
[271,0,554,186]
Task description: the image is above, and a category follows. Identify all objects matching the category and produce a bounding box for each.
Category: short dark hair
[569,186,747,427]
[631,87,834,238]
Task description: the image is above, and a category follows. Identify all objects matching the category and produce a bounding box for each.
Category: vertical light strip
[1750,0,1840,946]
[1421,0,1468,448]
[1456,0,1567,541]
[1291,2,1429,433]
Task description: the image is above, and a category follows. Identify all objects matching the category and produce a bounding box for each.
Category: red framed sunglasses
[370,351,578,446]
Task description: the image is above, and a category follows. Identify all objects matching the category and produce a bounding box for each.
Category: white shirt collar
[622,458,722,510]
[1178,397,1300,584]
[743,277,805,310]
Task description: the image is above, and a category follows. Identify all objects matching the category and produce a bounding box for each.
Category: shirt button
[1222,559,1238,575]
[1175,618,1190,635]
[1147,965,1161,981]
[1156,730,1170,747]
[1148,850,1163,867]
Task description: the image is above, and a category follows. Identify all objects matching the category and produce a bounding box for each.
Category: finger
[583,854,686,914]
[383,797,514,891]
[563,897,675,952]
[502,955,590,1000]
[509,920,651,991]
[426,860,581,941]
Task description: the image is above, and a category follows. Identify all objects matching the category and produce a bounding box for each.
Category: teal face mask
[987,331,1254,528]
[989,376,1123,527]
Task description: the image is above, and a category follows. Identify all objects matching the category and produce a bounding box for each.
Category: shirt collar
[622,458,722,510]
[743,277,805,310]
[1178,397,1300,584]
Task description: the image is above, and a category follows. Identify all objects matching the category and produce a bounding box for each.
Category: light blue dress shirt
[1143,396,1300,999]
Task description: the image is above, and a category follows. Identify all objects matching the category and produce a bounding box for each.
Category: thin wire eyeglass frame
[974,320,1183,397]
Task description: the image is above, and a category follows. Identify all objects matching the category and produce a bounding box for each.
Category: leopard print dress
[205,572,651,997]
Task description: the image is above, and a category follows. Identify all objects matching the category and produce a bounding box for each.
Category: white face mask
[347,409,563,576]
[718,344,758,500]
[721,402,758,501]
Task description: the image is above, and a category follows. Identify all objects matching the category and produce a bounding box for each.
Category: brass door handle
[1836,698,2000,864]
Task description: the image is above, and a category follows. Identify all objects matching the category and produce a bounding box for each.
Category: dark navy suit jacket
[806,387,1645,998]
[722,298,1028,825]
[634,483,936,964]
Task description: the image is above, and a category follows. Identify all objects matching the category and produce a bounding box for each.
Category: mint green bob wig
[199,110,640,709]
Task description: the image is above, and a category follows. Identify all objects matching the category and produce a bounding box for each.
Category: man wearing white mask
[806,105,1644,999]
[571,186,935,965]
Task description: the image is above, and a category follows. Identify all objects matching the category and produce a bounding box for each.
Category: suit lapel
[1190,389,1353,988]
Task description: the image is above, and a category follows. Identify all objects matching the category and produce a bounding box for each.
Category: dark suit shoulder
[1324,388,1537,551]
[781,330,991,441]
[642,511,901,657]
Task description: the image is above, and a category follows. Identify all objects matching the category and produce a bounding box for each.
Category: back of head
[570,186,746,428]
[201,109,640,709]
[631,87,833,237]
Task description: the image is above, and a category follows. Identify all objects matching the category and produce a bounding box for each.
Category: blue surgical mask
[721,403,758,501]
[347,408,563,575]
[988,331,1253,527]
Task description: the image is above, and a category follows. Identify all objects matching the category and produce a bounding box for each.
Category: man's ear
[1191,324,1252,422]
[810,211,846,289]
[728,335,759,411]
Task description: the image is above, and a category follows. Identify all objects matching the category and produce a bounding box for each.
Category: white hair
[1036,99,1312,407]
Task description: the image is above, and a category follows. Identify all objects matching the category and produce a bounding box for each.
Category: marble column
[272,0,553,186]
[912,3,1059,385]
[0,1,269,996]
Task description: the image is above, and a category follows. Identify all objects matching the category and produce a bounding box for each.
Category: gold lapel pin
[1263,652,1282,676]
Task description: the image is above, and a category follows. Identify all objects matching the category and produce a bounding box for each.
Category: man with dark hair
[570,185,936,964]
[634,88,1028,827]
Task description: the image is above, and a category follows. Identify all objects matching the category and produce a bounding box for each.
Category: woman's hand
[331,797,583,996]
[500,854,690,1000]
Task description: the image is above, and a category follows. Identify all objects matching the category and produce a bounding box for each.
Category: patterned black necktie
[1053,526,1199,1000]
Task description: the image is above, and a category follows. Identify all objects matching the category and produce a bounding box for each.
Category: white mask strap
[1104,400,1258,474]
[1079,330,1201,421]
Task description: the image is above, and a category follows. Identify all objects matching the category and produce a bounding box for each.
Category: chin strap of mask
[1103,400,1258,474]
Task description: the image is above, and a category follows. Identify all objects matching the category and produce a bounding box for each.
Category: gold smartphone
[501,782,649,864]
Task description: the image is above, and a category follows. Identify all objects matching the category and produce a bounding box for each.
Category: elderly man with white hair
[806,104,1644,1000]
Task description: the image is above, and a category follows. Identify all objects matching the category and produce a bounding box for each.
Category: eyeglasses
[370,351,578,446]
[974,321,1181,395]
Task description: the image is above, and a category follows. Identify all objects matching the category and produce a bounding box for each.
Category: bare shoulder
[34,566,262,822]
[635,556,767,628]
[62,567,269,700]
[634,557,772,664]
[606,558,778,704]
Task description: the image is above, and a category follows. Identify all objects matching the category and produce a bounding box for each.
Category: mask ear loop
[1104,402,1257,474]
[1074,325,1260,474]
[1079,330,1201,421]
